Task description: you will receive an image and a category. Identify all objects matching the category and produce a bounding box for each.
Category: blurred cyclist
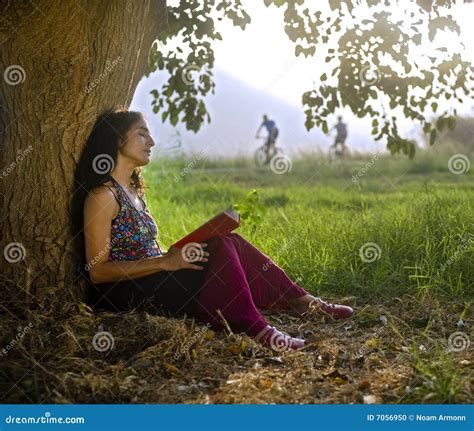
[256,114,279,164]
[330,116,348,157]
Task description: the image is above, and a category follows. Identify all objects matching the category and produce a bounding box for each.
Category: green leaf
[408,141,416,159]
[447,116,457,131]
[436,116,446,132]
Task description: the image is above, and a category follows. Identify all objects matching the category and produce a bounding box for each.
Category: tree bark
[0,0,168,309]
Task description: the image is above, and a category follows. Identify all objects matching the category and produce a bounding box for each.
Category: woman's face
[118,117,155,166]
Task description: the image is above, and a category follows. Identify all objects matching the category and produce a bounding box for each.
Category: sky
[131,0,474,158]
[211,0,474,108]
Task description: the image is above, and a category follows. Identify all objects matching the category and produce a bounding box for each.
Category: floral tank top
[106,177,163,261]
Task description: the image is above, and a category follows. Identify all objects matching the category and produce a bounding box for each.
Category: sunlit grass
[402,343,469,403]
[143,150,473,301]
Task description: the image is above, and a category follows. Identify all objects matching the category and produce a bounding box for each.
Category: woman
[71,107,353,351]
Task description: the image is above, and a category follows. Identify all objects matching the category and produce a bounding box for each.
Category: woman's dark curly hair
[70,106,146,278]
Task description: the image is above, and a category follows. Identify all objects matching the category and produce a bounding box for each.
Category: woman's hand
[159,243,209,271]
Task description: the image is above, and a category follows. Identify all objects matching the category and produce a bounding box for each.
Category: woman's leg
[90,267,208,317]
[225,233,354,319]
[193,235,270,337]
[225,232,308,310]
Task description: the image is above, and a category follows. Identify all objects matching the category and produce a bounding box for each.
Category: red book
[171,206,240,248]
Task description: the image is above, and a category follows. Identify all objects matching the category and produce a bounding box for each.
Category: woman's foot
[289,294,354,320]
[254,325,305,351]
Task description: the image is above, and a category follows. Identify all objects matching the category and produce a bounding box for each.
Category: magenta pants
[193,233,308,337]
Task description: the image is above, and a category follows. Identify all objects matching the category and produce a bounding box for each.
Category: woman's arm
[83,186,208,284]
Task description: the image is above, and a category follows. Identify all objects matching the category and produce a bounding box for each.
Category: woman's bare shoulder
[85,182,120,216]
[89,179,119,195]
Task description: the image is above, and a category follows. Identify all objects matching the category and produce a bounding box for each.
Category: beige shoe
[254,325,305,351]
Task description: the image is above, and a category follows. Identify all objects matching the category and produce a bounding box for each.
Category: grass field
[145,150,473,302]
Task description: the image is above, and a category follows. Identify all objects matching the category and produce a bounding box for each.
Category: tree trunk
[0,0,167,309]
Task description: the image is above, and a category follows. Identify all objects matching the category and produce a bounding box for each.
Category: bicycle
[254,136,284,168]
[326,129,349,163]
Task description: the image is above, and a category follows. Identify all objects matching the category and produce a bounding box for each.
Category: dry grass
[1,294,471,404]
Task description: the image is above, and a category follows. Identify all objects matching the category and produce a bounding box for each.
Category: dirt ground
[1,295,472,404]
